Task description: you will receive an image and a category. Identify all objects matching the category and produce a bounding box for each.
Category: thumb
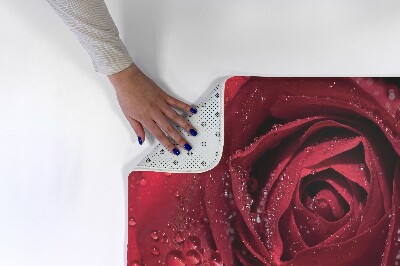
[127,117,146,145]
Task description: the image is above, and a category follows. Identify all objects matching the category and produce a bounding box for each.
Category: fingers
[164,94,197,115]
[145,119,183,155]
[154,112,193,154]
[162,106,198,137]
[127,116,145,145]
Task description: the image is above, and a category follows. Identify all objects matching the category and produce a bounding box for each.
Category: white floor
[0,1,399,265]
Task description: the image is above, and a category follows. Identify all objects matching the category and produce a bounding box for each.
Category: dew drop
[152,246,160,256]
[359,164,365,171]
[174,231,185,244]
[311,170,316,175]
[130,261,141,266]
[166,250,185,266]
[151,230,160,241]
[128,217,137,227]
[185,249,201,265]
[389,89,396,100]
[139,178,147,186]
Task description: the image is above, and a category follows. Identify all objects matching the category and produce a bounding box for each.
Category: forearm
[47,0,133,75]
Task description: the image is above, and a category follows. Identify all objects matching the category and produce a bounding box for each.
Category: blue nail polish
[190,108,197,114]
[173,148,180,155]
[138,136,142,145]
[184,143,192,151]
[189,129,197,136]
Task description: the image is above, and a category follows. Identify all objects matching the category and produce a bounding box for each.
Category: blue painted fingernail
[189,129,197,136]
[173,148,180,155]
[184,143,192,151]
[138,136,142,145]
[190,108,197,114]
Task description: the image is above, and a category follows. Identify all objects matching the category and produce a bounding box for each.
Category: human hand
[108,63,198,155]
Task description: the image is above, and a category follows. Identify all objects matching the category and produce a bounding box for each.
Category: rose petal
[127,171,216,265]
[224,76,251,107]
[263,147,309,264]
[235,218,271,265]
[290,209,390,266]
[270,95,400,156]
[302,136,362,168]
[201,164,236,266]
[279,205,308,260]
[382,158,400,265]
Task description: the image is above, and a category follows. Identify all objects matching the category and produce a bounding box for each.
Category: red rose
[128,77,400,266]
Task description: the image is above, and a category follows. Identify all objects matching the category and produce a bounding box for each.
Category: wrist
[107,63,142,90]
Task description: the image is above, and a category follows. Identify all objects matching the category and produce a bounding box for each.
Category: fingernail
[190,108,197,114]
[189,129,197,136]
[173,148,180,156]
[138,136,143,145]
[184,143,192,151]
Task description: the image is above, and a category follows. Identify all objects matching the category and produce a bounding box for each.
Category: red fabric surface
[127,77,400,265]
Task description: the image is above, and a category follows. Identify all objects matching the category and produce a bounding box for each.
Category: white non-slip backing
[133,77,230,173]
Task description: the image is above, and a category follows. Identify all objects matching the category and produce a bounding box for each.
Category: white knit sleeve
[47,0,133,75]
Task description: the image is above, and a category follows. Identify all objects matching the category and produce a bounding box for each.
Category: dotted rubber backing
[132,77,228,173]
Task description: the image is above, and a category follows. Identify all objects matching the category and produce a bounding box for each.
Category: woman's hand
[108,63,197,155]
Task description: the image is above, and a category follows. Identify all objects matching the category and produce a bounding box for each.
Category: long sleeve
[47,0,133,75]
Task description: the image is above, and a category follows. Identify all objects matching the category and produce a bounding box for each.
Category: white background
[1,1,400,265]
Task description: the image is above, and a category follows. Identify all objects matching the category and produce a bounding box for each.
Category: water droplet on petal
[359,164,365,171]
[151,230,160,241]
[128,217,137,227]
[311,170,316,175]
[130,260,141,266]
[166,250,185,266]
[185,249,201,265]
[174,231,185,244]
[389,88,396,100]
[152,246,160,256]
[139,178,147,186]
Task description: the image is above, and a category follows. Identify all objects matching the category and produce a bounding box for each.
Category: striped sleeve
[46,0,133,75]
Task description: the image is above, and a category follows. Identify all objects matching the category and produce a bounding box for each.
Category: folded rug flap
[133,77,228,173]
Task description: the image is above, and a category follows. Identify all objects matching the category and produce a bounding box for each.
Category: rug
[127,77,400,266]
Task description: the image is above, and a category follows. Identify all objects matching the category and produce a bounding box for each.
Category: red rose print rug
[127,77,400,266]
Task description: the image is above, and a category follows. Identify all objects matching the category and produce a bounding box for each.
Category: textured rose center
[230,113,395,263]
[302,179,349,222]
